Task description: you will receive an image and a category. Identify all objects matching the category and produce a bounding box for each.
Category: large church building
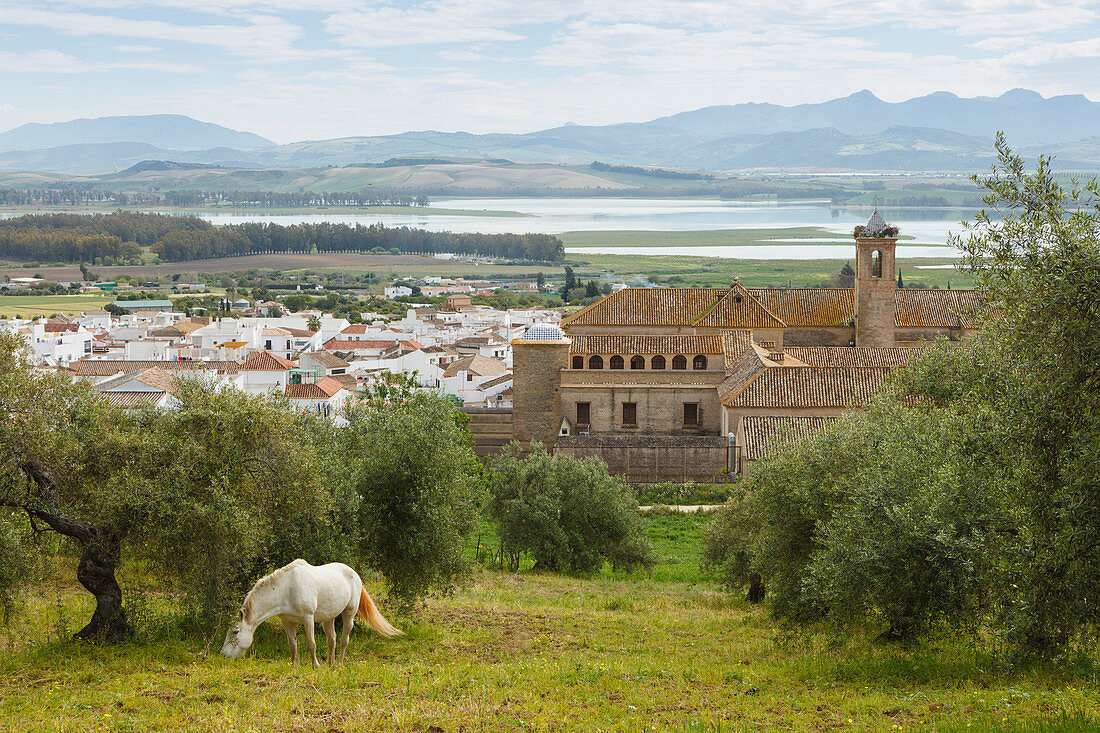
[509,213,982,482]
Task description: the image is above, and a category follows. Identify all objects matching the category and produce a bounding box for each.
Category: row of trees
[0,211,565,264]
[0,351,653,644]
[705,137,1100,656]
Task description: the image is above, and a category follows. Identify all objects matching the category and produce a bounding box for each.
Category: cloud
[113,44,162,53]
[0,49,200,74]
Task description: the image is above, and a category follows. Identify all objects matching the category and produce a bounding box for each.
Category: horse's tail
[358,588,404,638]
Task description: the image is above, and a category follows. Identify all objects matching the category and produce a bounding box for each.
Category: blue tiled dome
[519,324,567,342]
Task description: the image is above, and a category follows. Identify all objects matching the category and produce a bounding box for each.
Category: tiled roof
[693,284,785,329]
[102,391,166,408]
[562,288,723,327]
[742,415,840,460]
[301,350,350,369]
[894,290,982,328]
[323,338,396,350]
[285,376,345,399]
[748,288,855,327]
[783,346,919,368]
[284,327,316,338]
[129,367,179,393]
[479,373,514,389]
[721,366,892,408]
[722,330,755,372]
[339,324,371,334]
[71,359,238,376]
[569,334,726,355]
[44,323,80,333]
[238,350,295,371]
[561,285,982,331]
[442,354,509,378]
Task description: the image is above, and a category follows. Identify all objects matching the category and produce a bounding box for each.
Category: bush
[487,442,655,574]
[743,394,994,639]
[339,384,485,608]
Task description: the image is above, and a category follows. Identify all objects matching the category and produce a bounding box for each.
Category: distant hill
[2,91,1100,176]
[0,114,275,152]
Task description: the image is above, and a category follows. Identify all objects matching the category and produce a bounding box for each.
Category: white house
[284,376,349,419]
[235,350,295,394]
[384,285,413,299]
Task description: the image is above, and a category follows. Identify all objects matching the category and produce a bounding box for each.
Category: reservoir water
[6,198,977,259]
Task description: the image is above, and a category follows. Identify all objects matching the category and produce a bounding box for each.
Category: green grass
[0,294,113,317]
[1,515,1096,731]
[568,253,973,289]
[559,227,855,248]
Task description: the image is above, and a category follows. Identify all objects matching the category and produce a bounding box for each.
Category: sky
[1,0,1099,144]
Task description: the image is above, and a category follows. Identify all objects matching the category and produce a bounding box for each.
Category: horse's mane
[240,559,309,623]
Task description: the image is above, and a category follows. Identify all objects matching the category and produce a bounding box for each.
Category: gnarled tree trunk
[20,460,132,644]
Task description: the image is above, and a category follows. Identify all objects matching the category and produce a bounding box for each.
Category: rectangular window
[683,403,699,427]
[576,402,590,426]
[622,402,637,426]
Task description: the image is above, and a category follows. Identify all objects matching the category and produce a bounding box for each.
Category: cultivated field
[0,294,113,318]
[1,514,1095,732]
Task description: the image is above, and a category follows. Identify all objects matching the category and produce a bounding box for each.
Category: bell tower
[853,209,897,347]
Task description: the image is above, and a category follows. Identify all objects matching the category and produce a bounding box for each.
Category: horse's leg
[303,616,319,669]
[337,608,354,664]
[282,619,299,666]
[322,618,337,669]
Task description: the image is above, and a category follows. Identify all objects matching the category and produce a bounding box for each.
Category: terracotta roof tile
[285,376,345,399]
[442,354,509,378]
[102,391,166,408]
[693,284,785,329]
[561,288,723,327]
[894,290,983,328]
[238,350,295,371]
[568,334,726,355]
[783,346,920,367]
[747,288,855,327]
[742,415,840,460]
[721,366,892,408]
[44,323,80,333]
[72,359,239,376]
[323,338,396,350]
[301,350,350,368]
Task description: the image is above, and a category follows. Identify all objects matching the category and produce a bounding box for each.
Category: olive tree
[487,442,654,574]
[0,337,342,642]
[338,377,484,608]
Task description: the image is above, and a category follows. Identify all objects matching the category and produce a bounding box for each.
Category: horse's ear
[243,598,253,622]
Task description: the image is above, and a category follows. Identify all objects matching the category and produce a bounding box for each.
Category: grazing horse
[221,559,403,667]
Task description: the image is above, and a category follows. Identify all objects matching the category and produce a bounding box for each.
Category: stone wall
[461,407,515,458]
[854,236,897,347]
[554,434,732,484]
[560,370,725,435]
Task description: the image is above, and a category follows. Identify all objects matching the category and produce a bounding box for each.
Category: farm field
[0,248,973,293]
[0,514,1095,732]
[0,293,113,318]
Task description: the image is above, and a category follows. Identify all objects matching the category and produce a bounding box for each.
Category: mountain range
[2,90,1100,176]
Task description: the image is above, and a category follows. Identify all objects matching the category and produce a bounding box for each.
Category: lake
[5,198,977,259]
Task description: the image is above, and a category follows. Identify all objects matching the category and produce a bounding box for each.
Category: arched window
[871,250,882,278]
[693,355,708,370]
[630,355,645,370]
[672,355,687,370]
[588,355,603,369]
[651,355,666,370]
[572,355,583,369]
[609,355,624,370]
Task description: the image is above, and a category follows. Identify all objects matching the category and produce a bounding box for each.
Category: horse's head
[220,606,254,660]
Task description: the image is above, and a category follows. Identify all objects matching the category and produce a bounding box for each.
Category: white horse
[221,559,403,667]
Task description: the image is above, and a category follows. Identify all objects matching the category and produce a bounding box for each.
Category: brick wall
[461,407,514,458]
[554,434,732,484]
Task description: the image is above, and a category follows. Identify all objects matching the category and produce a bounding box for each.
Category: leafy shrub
[340,382,485,608]
[488,442,655,574]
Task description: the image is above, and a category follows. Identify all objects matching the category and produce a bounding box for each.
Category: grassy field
[1,513,1096,732]
[569,253,973,290]
[0,294,113,318]
[559,227,865,248]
